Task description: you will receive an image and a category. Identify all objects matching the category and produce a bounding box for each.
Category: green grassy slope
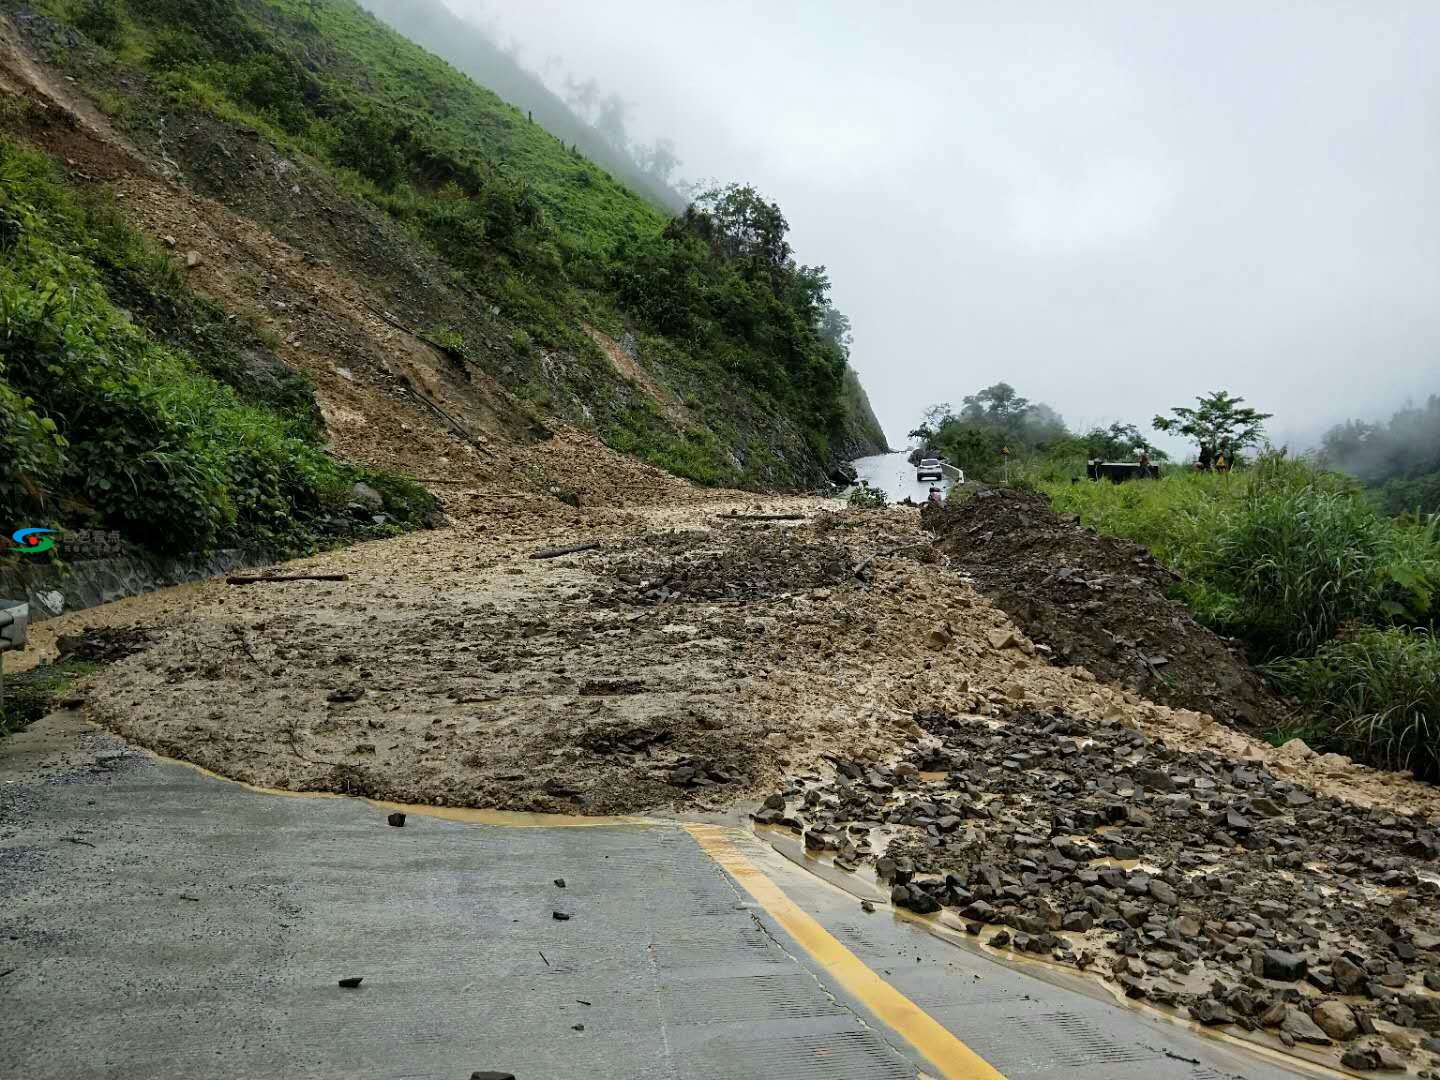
[11,0,885,487]
[0,132,435,555]
[356,0,686,214]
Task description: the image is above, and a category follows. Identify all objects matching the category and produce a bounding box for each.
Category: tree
[817,305,852,357]
[1084,422,1168,461]
[1153,390,1272,461]
[960,382,1031,431]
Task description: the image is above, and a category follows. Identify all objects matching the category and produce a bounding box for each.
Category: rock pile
[758,707,1440,1071]
[602,526,852,606]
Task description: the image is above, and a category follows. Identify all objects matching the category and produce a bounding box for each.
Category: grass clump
[847,486,888,509]
[1267,628,1440,781]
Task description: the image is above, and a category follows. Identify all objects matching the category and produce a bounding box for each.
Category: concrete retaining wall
[0,548,271,621]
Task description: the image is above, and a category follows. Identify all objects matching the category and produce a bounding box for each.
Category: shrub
[847,485,888,509]
[1267,628,1440,781]
[74,0,126,49]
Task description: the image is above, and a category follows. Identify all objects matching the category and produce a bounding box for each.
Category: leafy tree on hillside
[1153,390,1272,462]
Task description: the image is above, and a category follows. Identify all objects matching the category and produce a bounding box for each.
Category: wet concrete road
[851,452,960,505]
[1,714,1310,1080]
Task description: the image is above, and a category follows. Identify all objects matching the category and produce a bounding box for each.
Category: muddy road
[11,488,1440,1077]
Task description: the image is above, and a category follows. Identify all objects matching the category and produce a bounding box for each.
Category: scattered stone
[988,628,1020,650]
[552,911,571,921]
[1278,1006,1331,1045]
[1372,1018,1422,1052]
[554,879,566,888]
[860,899,875,913]
[1189,999,1234,1026]
[469,1073,517,1080]
[1333,955,1369,995]
[1133,767,1175,793]
[1262,949,1308,982]
[184,250,203,268]
[1341,1047,1382,1071]
[338,976,363,989]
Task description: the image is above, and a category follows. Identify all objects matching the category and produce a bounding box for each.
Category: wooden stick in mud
[529,542,601,560]
[226,573,350,585]
[717,512,809,522]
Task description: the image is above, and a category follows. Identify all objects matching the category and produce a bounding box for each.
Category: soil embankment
[924,488,1279,727]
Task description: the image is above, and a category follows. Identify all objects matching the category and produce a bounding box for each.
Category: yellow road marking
[686,824,1006,1080]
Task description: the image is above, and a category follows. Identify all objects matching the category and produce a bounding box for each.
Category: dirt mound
[924,489,1279,727]
[600,525,854,606]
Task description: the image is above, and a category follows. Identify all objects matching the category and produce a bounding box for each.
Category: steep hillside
[1,0,885,503]
[356,0,686,214]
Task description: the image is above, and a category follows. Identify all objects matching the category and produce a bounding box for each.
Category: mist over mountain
[358,0,687,213]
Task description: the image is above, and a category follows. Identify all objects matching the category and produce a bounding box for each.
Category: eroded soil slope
[925,489,1279,726]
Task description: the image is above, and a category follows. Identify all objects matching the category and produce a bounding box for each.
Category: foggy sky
[439,1,1439,452]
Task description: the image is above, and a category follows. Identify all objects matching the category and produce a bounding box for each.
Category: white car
[916,457,944,482]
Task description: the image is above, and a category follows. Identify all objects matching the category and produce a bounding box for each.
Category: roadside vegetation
[0,134,435,556]
[912,384,1440,781]
[24,0,883,485]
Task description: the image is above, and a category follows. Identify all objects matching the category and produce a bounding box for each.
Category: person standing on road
[927,485,943,506]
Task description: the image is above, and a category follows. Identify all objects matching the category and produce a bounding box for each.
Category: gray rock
[1190,999,1234,1026]
[1149,880,1177,906]
[1333,955,1368,994]
[386,812,405,827]
[1281,1006,1332,1045]
[1262,949,1308,982]
[351,481,384,510]
[1133,767,1176,792]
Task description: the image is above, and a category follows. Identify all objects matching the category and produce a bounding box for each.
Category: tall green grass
[1044,454,1440,779]
[1267,628,1439,780]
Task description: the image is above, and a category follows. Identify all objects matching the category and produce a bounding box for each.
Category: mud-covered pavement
[46,491,1434,819]
[13,489,1440,1078]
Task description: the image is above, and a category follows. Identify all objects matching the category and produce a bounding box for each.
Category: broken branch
[227,573,349,585]
[717,512,808,522]
[529,542,600,560]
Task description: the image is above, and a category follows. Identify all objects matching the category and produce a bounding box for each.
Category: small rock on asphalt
[337,976,363,988]
[552,911,571,921]
[387,812,406,827]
